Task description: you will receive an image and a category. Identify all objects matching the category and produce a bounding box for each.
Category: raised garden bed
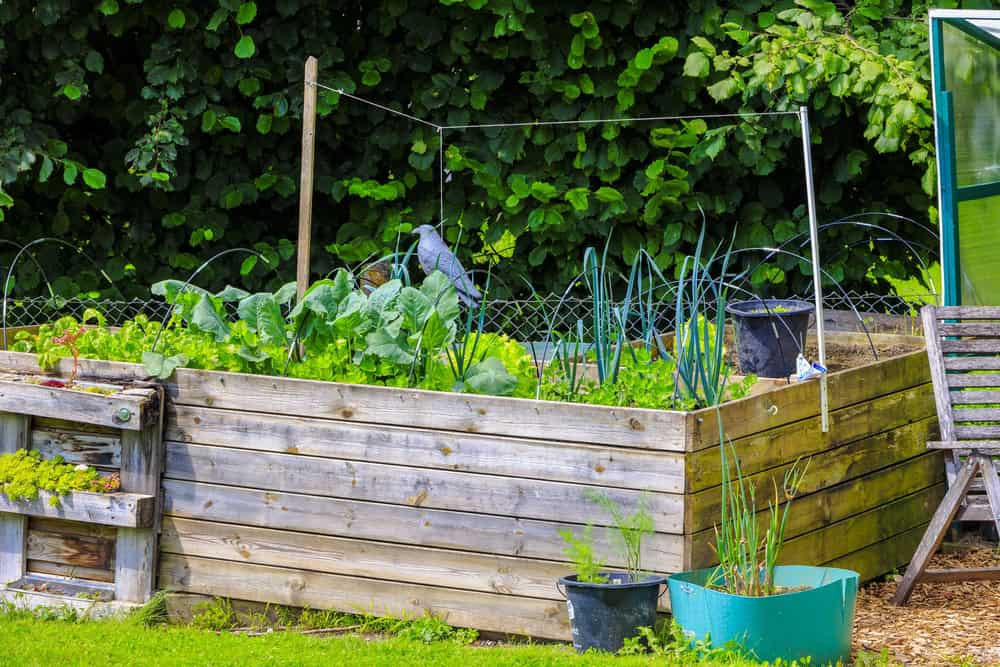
[0,329,942,639]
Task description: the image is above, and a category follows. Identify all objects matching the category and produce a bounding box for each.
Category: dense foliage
[12,267,751,410]
[1,0,968,299]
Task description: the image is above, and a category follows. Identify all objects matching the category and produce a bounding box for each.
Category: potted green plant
[557,491,667,653]
[668,421,859,665]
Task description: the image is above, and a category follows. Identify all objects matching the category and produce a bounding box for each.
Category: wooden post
[296,56,319,301]
[0,412,29,584]
[114,413,163,603]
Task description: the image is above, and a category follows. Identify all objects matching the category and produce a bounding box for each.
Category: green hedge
[0,0,962,298]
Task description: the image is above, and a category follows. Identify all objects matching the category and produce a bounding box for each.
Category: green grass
[0,614,839,667]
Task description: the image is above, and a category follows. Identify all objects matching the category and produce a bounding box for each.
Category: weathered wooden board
[26,560,115,583]
[115,418,162,603]
[0,491,154,528]
[31,428,121,468]
[158,553,572,640]
[688,349,930,450]
[164,443,684,532]
[686,417,937,529]
[160,517,571,600]
[686,384,935,493]
[0,377,148,430]
[0,412,30,584]
[26,527,114,570]
[825,523,929,583]
[166,405,684,493]
[161,479,684,572]
[0,352,686,450]
[685,451,945,568]
[777,485,944,567]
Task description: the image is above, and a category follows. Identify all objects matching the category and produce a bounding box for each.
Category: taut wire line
[307,79,800,132]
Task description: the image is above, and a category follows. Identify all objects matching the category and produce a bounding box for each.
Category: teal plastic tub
[668,566,858,665]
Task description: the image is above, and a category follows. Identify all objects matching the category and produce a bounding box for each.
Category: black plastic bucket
[726,299,814,378]
[558,572,667,653]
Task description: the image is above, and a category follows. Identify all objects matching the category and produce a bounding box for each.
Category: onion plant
[672,222,734,408]
[709,410,810,597]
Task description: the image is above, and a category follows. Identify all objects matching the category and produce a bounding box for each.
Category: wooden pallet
[0,374,162,605]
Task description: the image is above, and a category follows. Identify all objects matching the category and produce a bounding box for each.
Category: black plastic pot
[558,572,667,653]
[726,299,814,378]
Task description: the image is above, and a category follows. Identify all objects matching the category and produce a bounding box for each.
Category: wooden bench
[893,305,1000,604]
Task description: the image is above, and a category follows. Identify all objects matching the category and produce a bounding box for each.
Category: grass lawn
[0,615,803,667]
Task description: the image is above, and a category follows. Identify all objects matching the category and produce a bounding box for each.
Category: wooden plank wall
[156,376,689,641]
[685,348,943,582]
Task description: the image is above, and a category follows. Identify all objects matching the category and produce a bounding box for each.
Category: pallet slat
[31,428,121,468]
[26,528,114,570]
[0,491,154,528]
[0,378,149,430]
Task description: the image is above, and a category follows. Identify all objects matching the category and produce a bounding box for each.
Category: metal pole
[799,106,829,432]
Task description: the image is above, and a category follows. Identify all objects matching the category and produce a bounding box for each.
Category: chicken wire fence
[3,291,934,341]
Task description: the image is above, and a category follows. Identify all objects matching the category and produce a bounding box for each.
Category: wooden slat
[941,339,1000,354]
[945,356,1000,371]
[686,451,945,567]
[160,517,570,600]
[161,479,684,572]
[686,417,938,532]
[946,390,1000,404]
[689,349,930,450]
[0,412,30,584]
[686,383,935,492]
[29,517,116,540]
[955,426,1000,439]
[0,352,686,451]
[0,491,154,528]
[158,553,572,640]
[826,522,928,582]
[938,323,1000,337]
[946,373,1000,388]
[927,440,1000,452]
[26,560,114,583]
[921,567,1000,582]
[164,442,683,532]
[32,417,119,437]
[26,528,114,570]
[116,418,162,603]
[0,377,150,430]
[932,306,1000,320]
[31,428,121,468]
[166,405,684,493]
[923,306,956,444]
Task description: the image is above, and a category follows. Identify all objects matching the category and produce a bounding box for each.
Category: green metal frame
[932,16,1000,305]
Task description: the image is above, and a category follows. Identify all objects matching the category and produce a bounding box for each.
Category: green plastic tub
[668,565,858,665]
